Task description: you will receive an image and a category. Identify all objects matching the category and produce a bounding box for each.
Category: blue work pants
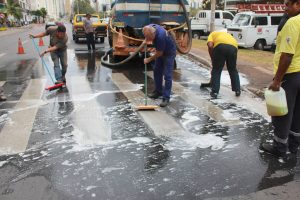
[50,50,68,82]
[153,54,175,100]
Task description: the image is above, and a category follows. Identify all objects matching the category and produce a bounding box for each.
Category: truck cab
[191,10,234,38]
[227,11,283,50]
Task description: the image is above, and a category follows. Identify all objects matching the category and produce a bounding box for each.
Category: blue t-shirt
[150,24,176,56]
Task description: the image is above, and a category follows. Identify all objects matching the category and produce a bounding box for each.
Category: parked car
[45,21,56,30]
[227,11,284,50]
[191,10,234,39]
[72,14,107,43]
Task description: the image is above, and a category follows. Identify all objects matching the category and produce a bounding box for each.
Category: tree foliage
[40,8,47,22]
[73,0,95,14]
[6,0,22,20]
[202,0,224,10]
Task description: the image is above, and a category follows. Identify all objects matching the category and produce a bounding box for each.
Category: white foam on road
[0,53,6,59]
[69,76,112,146]
[0,79,46,155]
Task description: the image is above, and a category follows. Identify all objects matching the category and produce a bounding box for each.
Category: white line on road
[0,81,5,87]
[0,79,46,155]
[69,76,111,145]
[112,73,186,136]
[0,53,6,58]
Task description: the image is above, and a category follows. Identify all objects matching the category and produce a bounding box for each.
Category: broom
[136,45,158,110]
[31,38,64,91]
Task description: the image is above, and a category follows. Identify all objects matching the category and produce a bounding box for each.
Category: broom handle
[144,45,148,106]
[31,38,55,84]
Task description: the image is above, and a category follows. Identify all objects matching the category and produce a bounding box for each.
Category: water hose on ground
[101,42,146,67]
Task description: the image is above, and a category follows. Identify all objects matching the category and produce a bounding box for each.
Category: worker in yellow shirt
[206,31,241,98]
[260,0,300,157]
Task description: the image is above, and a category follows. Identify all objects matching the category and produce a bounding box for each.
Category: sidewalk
[189,46,274,98]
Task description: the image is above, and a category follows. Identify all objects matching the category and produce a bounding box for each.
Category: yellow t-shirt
[273,14,300,74]
[207,31,238,49]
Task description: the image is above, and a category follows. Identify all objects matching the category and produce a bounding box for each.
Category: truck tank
[102,0,191,66]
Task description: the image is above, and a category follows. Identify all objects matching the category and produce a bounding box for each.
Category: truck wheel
[254,40,265,50]
[100,37,105,43]
[75,37,79,43]
[192,31,200,39]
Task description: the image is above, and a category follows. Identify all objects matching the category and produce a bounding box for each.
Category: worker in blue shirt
[143,24,176,107]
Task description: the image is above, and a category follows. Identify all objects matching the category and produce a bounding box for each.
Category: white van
[191,10,234,38]
[227,11,284,50]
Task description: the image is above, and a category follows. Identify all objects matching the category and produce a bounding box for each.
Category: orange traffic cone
[17,38,25,54]
[39,37,44,46]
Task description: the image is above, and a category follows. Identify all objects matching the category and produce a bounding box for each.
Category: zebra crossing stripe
[112,73,186,136]
[0,79,45,155]
[147,71,241,125]
[68,76,111,144]
[179,70,269,120]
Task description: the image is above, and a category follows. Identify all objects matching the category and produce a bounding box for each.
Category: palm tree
[6,0,22,21]
[40,8,47,23]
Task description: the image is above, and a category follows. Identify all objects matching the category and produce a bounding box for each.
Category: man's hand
[268,79,281,91]
[144,57,151,64]
[29,34,35,39]
[40,50,47,57]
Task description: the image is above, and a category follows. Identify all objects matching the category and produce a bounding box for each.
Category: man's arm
[144,51,163,64]
[207,41,214,61]
[29,32,47,38]
[269,53,293,91]
[40,46,59,57]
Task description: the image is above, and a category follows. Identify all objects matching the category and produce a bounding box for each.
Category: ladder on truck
[148,0,162,24]
[237,4,286,14]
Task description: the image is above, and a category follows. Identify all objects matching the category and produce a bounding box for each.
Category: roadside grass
[192,39,274,67]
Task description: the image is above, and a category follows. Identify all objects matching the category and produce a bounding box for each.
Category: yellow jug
[264,87,288,116]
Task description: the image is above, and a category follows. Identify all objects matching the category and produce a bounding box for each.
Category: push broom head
[45,83,64,91]
[136,105,159,110]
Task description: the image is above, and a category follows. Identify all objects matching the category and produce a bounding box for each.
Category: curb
[187,52,265,99]
[188,52,212,69]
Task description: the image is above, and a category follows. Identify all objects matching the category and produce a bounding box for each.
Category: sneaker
[235,90,241,97]
[210,91,218,99]
[260,143,286,157]
[160,99,169,107]
[200,82,211,88]
[0,94,7,101]
[148,91,162,99]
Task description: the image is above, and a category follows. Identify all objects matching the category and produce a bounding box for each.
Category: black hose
[101,42,146,67]
[175,0,192,54]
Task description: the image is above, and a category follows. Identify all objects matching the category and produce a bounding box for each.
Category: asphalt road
[0,23,299,200]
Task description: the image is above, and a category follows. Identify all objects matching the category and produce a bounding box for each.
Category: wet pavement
[0,47,299,200]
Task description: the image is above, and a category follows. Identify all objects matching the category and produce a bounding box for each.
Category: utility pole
[77,0,79,14]
[96,0,99,14]
[210,0,216,33]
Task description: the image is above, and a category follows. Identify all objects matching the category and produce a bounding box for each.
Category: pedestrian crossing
[0,79,45,155]
[0,63,270,156]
